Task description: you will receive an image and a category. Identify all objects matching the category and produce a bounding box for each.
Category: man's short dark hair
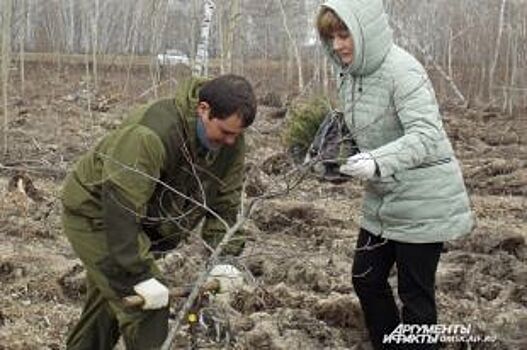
[199,74,257,127]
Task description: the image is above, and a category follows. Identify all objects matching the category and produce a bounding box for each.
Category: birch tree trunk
[508,30,518,115]
[447,28,453,79]
[193,0,216,77]
[504,22,518,115]
[2,0,13,154]
[91,0,99,91]
[313,41,320,89]
[228,0,240,73]
[19,0,26,97]
[286,44,293,89]
[322,55,329,94]
[123,2,142,95]
[26,0,34,51]
[82,4,93,128]
[489,0,507,101]
[68,0,75,53]
[190,0,199,69]
[219,0,240,74]
[218,0,225,74]
[278,0,304,91]
[148,0,170,97]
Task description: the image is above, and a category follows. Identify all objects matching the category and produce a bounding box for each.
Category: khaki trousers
[62,209,168,350]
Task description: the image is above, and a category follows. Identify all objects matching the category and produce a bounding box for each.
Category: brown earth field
[0,61,526,350]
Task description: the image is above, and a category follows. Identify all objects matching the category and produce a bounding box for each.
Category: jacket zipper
[350,77,356,133]
[356,75,383,237]
[377,198,384,237]
[352,75,383,236]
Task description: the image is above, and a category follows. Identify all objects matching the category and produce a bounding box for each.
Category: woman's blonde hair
[316,7,348,39]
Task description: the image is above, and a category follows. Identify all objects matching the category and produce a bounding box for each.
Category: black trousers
[352,228,443,350]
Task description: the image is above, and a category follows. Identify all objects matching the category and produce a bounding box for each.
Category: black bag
[305,110,358,182]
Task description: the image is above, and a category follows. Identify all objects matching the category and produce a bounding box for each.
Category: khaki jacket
[61,79,245,294]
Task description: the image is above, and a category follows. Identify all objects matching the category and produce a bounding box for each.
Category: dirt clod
[58,264,87,300]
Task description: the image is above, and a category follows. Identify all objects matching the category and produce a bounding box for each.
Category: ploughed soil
[0,62,526,349]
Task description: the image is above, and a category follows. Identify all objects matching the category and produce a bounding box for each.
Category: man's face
[198,102,244,148]
[331,29,354,65]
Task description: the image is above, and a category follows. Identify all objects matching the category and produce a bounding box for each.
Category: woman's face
[331,29,354,65]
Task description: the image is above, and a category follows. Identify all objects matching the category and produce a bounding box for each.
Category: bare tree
[390,0,466,105]
[189,0,199,67]
[193,0,216,77]
[90,0,99,91]
[147,0,170,97]
[277,0,304,91]
[228,0,241,73]
[1,0,13,154]
[122,1,143,95]
[67,0,75,53]
[218,0,241,74]
[0,0,524,114]
[18,0,26,97]
[489,0,508,102]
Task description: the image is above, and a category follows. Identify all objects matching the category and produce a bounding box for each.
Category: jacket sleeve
[201,138,245,256]
[98,126,166,296]
[369,64,446,177]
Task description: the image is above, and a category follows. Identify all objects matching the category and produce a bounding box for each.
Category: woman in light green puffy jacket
[316,1,474,349]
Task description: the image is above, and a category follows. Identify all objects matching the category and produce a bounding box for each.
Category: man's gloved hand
[339,152,377,180]
[208,264,244,293]
[133,278,169,310]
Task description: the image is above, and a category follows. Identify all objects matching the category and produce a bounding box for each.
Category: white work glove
[133,278,169,310]
[208,264,244,293]
[339,152,377,180]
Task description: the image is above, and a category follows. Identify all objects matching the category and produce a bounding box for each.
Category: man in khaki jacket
[61,75,256,349]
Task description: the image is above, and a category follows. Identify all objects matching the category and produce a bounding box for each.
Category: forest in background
[0,0,525,115]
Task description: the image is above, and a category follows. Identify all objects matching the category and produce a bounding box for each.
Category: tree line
[0,0,525,113]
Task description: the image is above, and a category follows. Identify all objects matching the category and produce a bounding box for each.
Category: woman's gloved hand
[339,152,377,180]
[133,278,169,310]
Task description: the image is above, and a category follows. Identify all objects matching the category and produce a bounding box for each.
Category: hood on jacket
[319,0,393,76]
[174,76,207,118]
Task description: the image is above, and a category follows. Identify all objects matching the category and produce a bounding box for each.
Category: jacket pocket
[391,161,463,203]
[366,175,398,195]
[393,161,453,182]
